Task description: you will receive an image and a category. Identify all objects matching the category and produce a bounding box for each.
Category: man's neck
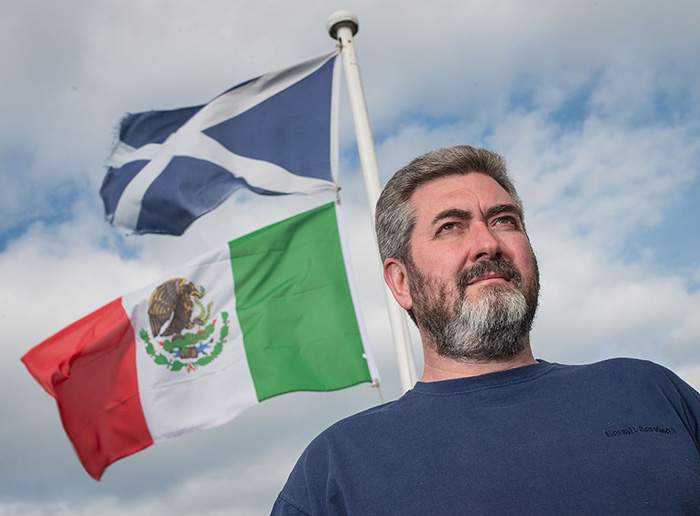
[420,343,537,382]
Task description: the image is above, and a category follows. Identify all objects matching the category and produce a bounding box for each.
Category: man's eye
[437,222,457,235]
[493,216,518,228]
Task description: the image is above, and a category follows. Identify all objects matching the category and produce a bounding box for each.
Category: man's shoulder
[556,357,696,396]
[274,397,415,515]
[311,395,412,445]
[292,392,430,470]
[577,357,677,379]
[579,357,667,375]
[552,357,668,377]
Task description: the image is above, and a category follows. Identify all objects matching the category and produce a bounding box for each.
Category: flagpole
[327,11,417,393]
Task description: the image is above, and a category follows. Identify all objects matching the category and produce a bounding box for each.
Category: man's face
[403,173,539,361]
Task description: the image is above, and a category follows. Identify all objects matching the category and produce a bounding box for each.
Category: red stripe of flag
[21,298,153,480]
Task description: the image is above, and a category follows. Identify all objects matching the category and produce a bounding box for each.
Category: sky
[2,0,700,514]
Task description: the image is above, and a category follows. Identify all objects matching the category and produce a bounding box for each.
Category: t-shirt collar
[411,359,555,395]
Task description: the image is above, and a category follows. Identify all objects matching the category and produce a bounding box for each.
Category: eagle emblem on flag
[139,278,229,372]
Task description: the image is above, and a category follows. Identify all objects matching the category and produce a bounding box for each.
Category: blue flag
[101,52,339,235]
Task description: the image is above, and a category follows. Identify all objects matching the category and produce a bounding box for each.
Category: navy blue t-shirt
[272,359,700,515]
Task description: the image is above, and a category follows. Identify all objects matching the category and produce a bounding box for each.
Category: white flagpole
[327,11,417,393]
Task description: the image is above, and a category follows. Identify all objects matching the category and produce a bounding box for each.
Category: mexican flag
[22,202,378,480]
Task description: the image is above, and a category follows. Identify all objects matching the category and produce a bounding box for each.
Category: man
[272,145,700,515]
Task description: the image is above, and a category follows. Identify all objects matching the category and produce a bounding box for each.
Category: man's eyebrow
[431,208,472,225]
[431,205,523,225]
[485,203,523,220]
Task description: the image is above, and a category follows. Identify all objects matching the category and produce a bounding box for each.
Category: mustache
[457,257,522,293]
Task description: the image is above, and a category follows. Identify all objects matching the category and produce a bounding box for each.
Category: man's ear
[383,258,413,311]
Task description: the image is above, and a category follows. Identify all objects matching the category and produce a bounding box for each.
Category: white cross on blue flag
[100,52,339,235]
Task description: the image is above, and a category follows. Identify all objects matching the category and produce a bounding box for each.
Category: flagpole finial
[327,10,359,39]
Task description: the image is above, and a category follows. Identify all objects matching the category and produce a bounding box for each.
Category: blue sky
[2,1,700,514]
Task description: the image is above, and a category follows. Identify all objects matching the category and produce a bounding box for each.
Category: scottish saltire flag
[100,52,340,235]
[22,202,378,480]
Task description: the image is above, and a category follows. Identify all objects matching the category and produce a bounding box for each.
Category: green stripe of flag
[229,202,371,401]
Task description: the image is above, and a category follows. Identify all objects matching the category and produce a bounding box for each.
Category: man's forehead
[409,173,515,215]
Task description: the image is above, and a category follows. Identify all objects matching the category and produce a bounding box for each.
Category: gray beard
[408,256,539,362]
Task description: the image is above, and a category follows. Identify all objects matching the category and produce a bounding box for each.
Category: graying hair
[375,145,523,264]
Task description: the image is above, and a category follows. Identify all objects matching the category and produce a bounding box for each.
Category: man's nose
[468,221,502,263]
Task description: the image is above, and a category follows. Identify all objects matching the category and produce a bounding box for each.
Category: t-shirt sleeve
[656,363,700,449]
[273,457,313,516]
[270,494,311,516]
[270,434,332,516]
